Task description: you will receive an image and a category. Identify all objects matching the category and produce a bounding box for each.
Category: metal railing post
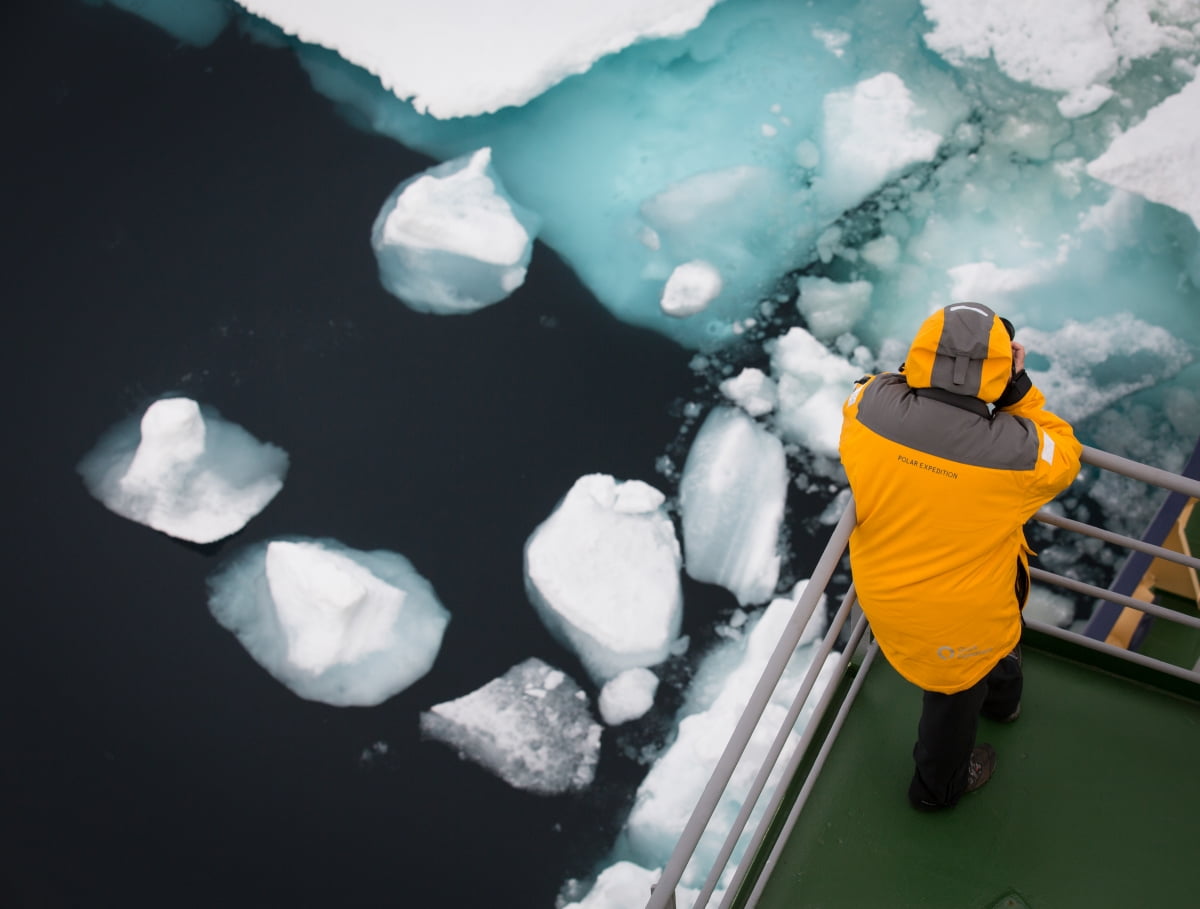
[644,502,857,909]
[693,587,860,905]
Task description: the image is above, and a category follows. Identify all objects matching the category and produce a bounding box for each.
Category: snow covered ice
[371,147,541,314]
[420,657,603,795]
[816,71,945,217]
[207,538,450,706]
[770,327,867,459]
[233,0,723,118]
[525,474,684,682]
[1087,75,1200,230]
[77,397,288,544]
[719,368,778,418]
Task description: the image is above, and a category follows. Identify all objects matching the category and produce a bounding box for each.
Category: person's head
[903,302,1014,402]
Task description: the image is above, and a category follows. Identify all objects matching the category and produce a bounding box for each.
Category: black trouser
[907,648,1023,809]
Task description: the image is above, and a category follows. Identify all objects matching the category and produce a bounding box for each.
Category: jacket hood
[903,302,1013,403]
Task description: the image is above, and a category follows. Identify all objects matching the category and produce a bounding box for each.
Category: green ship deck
[749,631,1200,909]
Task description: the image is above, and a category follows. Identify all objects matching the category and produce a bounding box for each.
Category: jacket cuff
[995,369,1032,409]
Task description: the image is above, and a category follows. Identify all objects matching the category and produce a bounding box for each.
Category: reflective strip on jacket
[839,372,1082,693]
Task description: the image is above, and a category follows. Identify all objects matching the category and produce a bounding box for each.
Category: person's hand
[1011,341,1026,374]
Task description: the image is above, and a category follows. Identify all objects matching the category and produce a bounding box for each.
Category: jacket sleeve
[1000,380,1082,509]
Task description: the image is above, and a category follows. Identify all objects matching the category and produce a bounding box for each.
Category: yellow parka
[839,303,1082,693]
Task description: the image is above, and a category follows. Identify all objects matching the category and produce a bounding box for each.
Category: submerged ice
[420,657,602,795]
[208,537,450,706]
[77,397,288,544]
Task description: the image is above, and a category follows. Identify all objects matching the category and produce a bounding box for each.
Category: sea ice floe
[77,397,287,544]
[719,368,778,418]
[679,407,787,606]
[233,0,724,118]
[524,474,683,682]
[1087,75,1200,230]
[420,657,602,795]
[818,72,945,216]
[770,327,864,460]
[207,537,450,706]
[371,147,540,314]
[921,0,1197,111]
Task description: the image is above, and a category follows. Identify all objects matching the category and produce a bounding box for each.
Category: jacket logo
[897,454,958,479]
[937,645,995,661]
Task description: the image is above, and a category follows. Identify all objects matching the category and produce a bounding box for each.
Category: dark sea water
[2,2,748,906]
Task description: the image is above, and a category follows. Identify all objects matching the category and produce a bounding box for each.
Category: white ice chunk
[719,367,778,417]
[661,260,723,318]
[525,474,683,682]
[679,408,787,606]
[795,276,873,341]
[819,72,943,215]
[234,0,723,118]
[598,667,659,726]
[923,0,1118,93]
[77,397,287,544]
[371,147,540,314]
[420,657,602,795]
[207,537,449,706]
[1087,76,1200,229]
[266,541,401,674]
[770,328,863,459]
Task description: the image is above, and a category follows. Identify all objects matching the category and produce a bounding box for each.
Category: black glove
[995,369,1032,409]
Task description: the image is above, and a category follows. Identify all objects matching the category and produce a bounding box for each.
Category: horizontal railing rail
[646,442,1200,909]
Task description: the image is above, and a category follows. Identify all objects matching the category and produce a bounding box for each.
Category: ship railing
[645,444,1200,909]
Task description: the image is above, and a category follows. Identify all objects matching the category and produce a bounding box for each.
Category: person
[838,302,1081,810]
